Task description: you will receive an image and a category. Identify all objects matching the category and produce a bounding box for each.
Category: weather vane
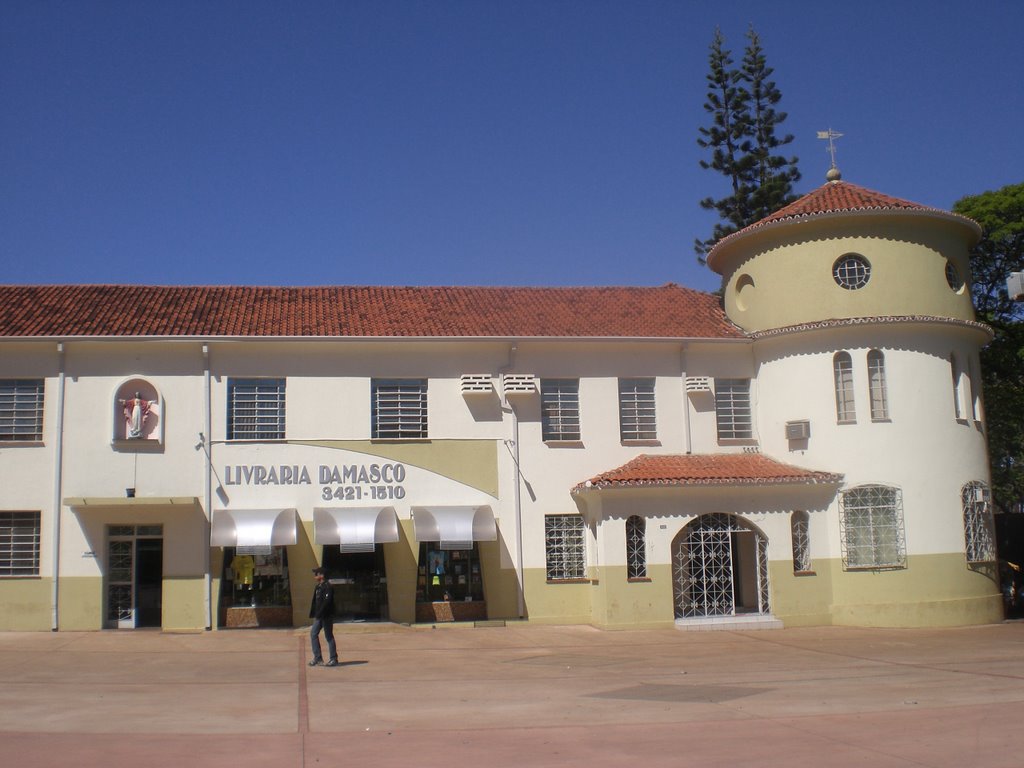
[817,128,843,180]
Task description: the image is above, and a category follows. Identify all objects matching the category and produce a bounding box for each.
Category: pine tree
[695,29,752,262]
[695,27,800,263]
[741,26,801,221]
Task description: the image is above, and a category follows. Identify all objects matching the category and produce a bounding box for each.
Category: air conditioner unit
[502,374,537,397]
[785,420,811,440]
[971,487,987,503]
[1008,271,1024,301]
[685,376,712,394]
[460,374,493,395]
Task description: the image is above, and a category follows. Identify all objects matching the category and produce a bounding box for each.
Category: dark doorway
[135,538,163,627]
[321,546,388,621]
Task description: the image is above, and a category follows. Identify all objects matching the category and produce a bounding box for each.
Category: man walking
[309,567,338,667]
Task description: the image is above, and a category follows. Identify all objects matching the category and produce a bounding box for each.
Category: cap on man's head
[312,567,326,576]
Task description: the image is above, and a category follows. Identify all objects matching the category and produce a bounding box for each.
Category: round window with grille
[832,254,871,290]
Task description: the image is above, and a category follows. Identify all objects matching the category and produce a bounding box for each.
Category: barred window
[372,379,427,439]
[714,378,752,440]
[541,379,580,442]
[0,379,44,441]
[545,514,586,580]
[867,350,889,421]
[833,254,871,290]
[626,515,646,579]
[619,378,656,441]
[962,482,996,564]
[0,511,41,576]
[833,352,856,423]
[839,485,906,569]
[791,511,811,573]
[227,379,285,440]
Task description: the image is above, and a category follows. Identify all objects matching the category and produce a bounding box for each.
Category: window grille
[791,511,811,572]
[833,254,871,290]
[0,379,44,441]
[544,514,586,580]
[372,379,428,439]
[0,511,41,576]
[833,352,856,423]
[839,485,906,569]
[541,379,580,441]
[626,515,646,578]
[714,378,752,440]
[619,378,656,441]
[228,379,285,440]
[867,350,889,421]
[962,482,996,564]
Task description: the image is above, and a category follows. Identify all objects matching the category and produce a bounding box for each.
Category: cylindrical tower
[708,174,1002,626]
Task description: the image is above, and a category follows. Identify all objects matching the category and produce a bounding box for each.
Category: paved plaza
[0,621,1021,767]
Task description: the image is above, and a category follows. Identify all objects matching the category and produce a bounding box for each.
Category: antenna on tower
[816,128,843,181]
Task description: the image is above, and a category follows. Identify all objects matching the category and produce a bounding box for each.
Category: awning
[411,506,497,550]
[314,507,400,552]
[210,508,298,548]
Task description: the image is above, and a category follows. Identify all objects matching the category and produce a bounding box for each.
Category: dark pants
[310,616,337,662]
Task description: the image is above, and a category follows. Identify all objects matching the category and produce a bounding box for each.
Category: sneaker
[325,659,339,667]
[308,659,323,667]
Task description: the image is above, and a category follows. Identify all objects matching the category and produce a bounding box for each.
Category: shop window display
[223,546,292,608]
[417,542,484,604]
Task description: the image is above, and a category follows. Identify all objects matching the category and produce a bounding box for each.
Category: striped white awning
[411,506,497,550]
[314,507,400,552]
[210,508,298,548]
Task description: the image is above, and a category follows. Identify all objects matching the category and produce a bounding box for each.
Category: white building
[0,177,1002,631]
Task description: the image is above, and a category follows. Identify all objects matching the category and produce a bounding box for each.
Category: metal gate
[672,513,769,618]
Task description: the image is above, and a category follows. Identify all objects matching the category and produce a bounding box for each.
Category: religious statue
[118,392,152,439]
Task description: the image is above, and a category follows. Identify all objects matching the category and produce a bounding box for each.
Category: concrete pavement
[0,621,1021,767]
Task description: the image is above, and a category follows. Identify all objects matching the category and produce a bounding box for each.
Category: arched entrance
[672,513,770,618]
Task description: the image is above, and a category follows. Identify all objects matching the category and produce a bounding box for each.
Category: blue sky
[2,1,1022,294]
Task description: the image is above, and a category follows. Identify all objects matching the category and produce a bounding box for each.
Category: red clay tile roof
[574,453,843,492]
[0,284,745,339]
[706,180,980,271]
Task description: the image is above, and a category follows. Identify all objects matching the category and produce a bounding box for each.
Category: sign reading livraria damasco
[224,462,407,501]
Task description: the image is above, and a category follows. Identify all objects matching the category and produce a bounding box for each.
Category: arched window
[833,352,856,423]
[791,511,811,573]
[867,350,889,421]
[950,353,963,420]
[626,515,646,579]
[962,482,996,564]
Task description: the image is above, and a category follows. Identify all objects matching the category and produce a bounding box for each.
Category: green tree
[954,182,1024,513]
[695,27,800,263]
[741,26,800,222]
[695,29,751,261]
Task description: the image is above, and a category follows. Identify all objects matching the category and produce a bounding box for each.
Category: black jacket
[309,580,335,620]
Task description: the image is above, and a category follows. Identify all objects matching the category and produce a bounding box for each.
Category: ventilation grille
[460,374,493,394]
[685,376,712,393]
[503,374,537,396]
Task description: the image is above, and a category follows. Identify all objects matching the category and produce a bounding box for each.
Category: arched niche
[112,378,163,445]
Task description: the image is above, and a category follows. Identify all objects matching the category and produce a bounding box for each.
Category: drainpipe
[681,343,692,454]
[499,343,525,619]
[50,342,66,631]
[202,344,212,630]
